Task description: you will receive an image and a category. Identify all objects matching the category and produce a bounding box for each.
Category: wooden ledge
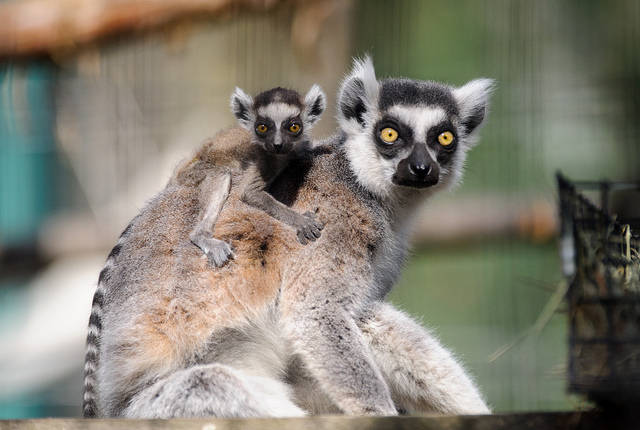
[0,411,629,430]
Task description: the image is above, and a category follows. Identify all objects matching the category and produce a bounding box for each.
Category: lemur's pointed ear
[453,78,495,136]
[230,87,254,129]
[337,55,379,134]
[303,84,326,127]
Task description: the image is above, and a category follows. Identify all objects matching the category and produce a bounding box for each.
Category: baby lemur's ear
[230,87,255,130]
[303,84,326,127]
[453,78,495,138]
[337,55,380,135]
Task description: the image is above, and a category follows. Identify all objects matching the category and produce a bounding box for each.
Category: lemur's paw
[206,239,235,267]
[192,237,234,267]
[295,211,324,245]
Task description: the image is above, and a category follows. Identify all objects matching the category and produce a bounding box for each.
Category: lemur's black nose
[393,144,440,188]
[409,162,432,178]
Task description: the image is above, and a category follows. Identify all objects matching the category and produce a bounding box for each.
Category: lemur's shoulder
[172,127,258,186]
[197,127,253,162]
[192,126,258,167]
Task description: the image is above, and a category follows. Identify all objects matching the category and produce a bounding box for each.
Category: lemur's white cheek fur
[344,134,393,197]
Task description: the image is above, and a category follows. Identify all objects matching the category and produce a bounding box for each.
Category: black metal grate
[558,173,640,404]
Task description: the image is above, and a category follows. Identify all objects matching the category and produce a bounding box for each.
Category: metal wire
[558,172,640,402]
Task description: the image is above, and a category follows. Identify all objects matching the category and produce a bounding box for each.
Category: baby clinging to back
[188,85,327,267]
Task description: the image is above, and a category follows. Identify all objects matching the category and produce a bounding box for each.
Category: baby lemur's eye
[380,127,398,144]
[256,124,268,134]
[438,131,454,146]
[289,123,301,134]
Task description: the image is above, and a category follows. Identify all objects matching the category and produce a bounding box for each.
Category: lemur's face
[231,86,326,155]
[337,57,493,198]
[252,104,305,154]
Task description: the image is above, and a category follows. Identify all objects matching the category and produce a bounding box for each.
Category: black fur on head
[253,87,303,110]
[378,79,459,117]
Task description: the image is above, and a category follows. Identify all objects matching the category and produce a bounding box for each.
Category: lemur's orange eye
[380,127,398,143]
[438,131,454,146]
[289,123,301,133]
[256,124,268,134]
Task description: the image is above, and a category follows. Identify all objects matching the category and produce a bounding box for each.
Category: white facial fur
[257,103,301,127]
[257,103,301,147]
[387,105,472,192]
[344,132,397,198]
[337,56,493,200]
[344,105,449,199]
[387,105,447,161]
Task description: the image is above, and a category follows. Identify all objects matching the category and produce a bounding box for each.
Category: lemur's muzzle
[393,144,439,188]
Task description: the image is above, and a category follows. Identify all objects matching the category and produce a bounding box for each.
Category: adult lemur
[83,57,494,418]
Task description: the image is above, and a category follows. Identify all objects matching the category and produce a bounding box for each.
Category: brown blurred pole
[411,196,558,245]
[0,0,288,59]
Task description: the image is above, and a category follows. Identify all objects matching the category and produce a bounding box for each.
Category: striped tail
[82,232,127,417]
[82,279,105,417]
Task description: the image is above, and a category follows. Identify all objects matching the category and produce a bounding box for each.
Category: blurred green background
[1,0,638,417]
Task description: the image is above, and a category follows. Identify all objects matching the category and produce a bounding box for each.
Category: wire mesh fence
[558,173,640,405]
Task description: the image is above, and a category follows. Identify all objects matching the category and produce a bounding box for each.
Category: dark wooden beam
[0,0,289,59]
[0,412,633,430]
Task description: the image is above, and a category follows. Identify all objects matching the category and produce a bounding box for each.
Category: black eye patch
[426,120,458,163]
[372,116,414,158]
[255,117,275,135]
[282,115,303,132]
[427,121,457,147]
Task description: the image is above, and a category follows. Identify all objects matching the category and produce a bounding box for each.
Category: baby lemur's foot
[191,236,234,268]
[295,211,324,245]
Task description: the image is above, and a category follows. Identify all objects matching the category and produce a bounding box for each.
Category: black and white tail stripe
[82,223,130,417]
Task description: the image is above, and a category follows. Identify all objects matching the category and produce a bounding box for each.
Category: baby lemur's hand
[191,234,235,268]
[295,211,324,245]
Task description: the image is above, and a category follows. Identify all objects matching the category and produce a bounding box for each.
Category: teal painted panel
[0,62,56,247]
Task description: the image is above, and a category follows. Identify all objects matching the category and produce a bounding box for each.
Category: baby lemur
[190,86,326,267]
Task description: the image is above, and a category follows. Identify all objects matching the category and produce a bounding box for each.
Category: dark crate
[558,173,640,404]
